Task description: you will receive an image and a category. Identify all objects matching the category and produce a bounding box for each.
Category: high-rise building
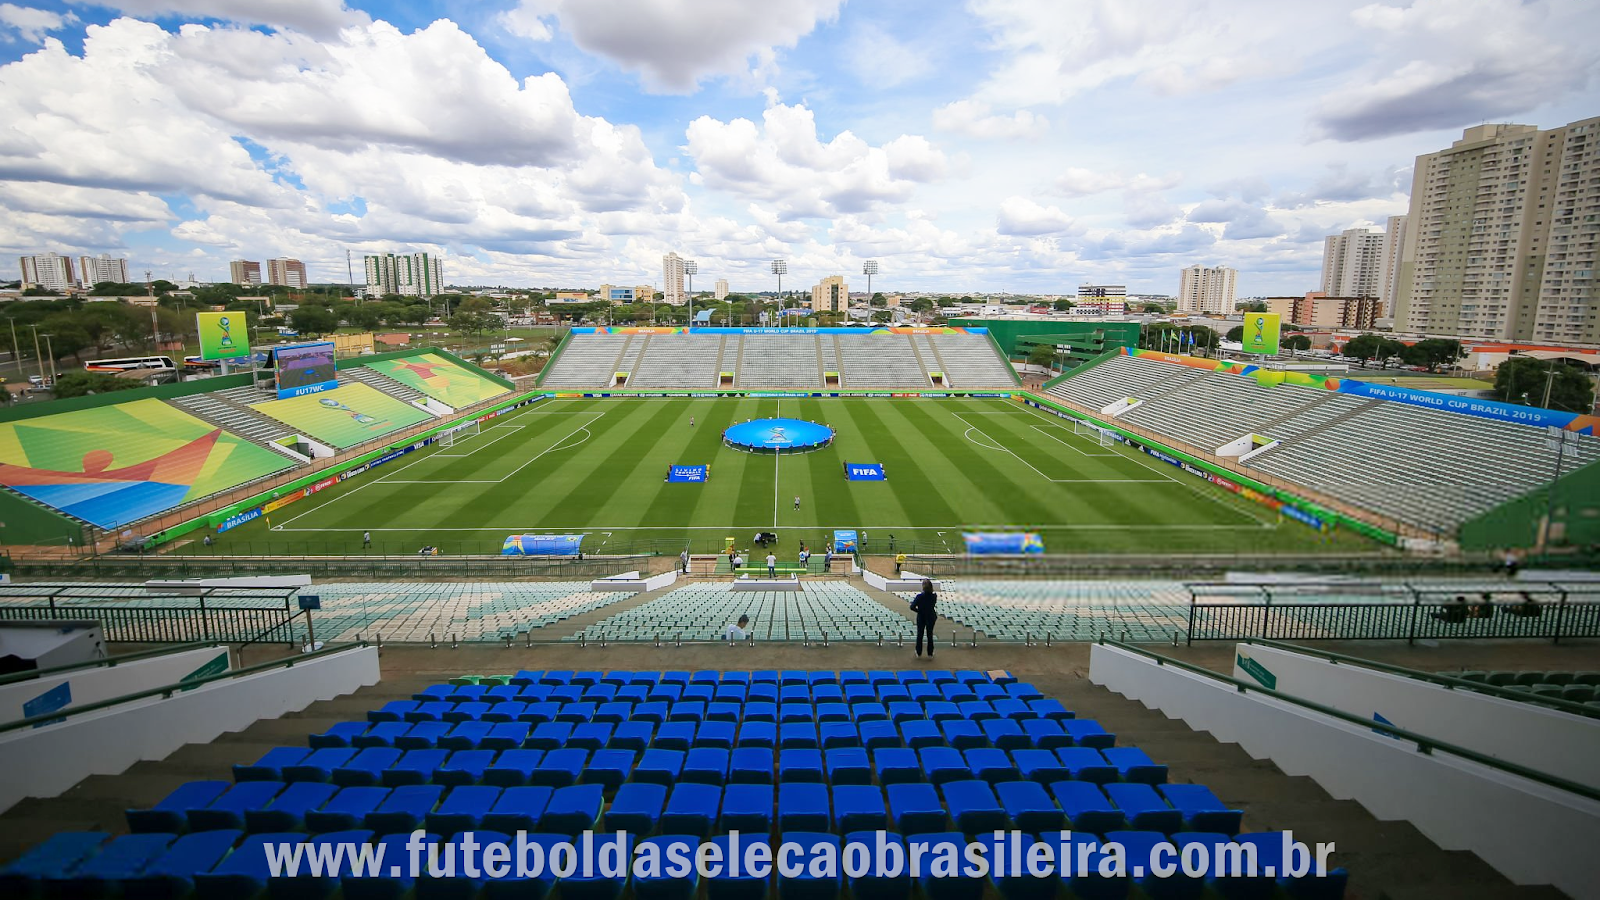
[1378,215,1407,318]
[714,279,729,300]
[810,275,849,313]
[1076,284,1127,315]
[364,252,443,298]
[662,252,686,306]
[266,258,307,288]
[230,260,262,286]
[1320,228,1385,298]
[1177,265,1237,313]
[77,254,128,286]
[1395,118,1600,344]
[19,253,76,292]
[1265,293,1383,329]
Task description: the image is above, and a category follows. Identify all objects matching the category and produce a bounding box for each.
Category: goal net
[440,420,481,447]
[1073,420,1098,436]
[1099,430,1115,447]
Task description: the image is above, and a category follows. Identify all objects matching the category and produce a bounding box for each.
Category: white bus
[84,355,177,373]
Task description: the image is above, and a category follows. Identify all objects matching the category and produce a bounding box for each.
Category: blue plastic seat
[594,701,634,724]
[922,701,960,723]
[1027,699,1072,721]
[780,722,820,749]
[605,782,668,834]
[730,748,775,784]
[584,747,637,789]
[368,700,417,723]
[721,783,774,833]
[334,748,403,787]
[886,783,945,835]
[696,721,737,750]
[0,832,109,896]
[1233,831,1348,900]
[654,722,697,751]
[416,830,509,900]
[405,702,452,723]
[587,683,620,702]
[520,701,560,725]
[1062,720,1114,749]
[1020,719,1070,750]
[777,782,830,832]
[942,780,1008,833]
[541,670,575,686]
[611,721,655,751]
[426,785,501,836]
[980,719,1028,751]
[542,783,606,835]
[815,702,851,724]
[365,784,443,835]
[873,748,921,785]
[824,748,871,785]
[888,701,924,725]
[899,721,945,752]
[976,832,1056,900]
[128,781,229,833]
[660,783,722,838]
[555,701,597,724]
[778,749,824,783]
[1048,781,1126,834]
[938,720,985,751]
[382,749,448,787]
[246,782,338,833]
[310,722,370,749]
[481,722,530,751]
[395,722,452,750]
[684,748,731,785]
[706,833,768,900]
[1103,747,1168,785]
[352,722,412,749]
[480,785,554,833]
[532,748,589,787]
[707,702,743,723]
[194,832,294,900]
[41,832,172,899]
[743,702,778,723]
[777,833,840,900]
[831,785,888,833]
[306,787,388,833]
[117,830,237,900]
[880,685,912,705]
[482,701,525,723]
[636,749,686,786]
[187,781,285,831]
[991,699,1032,721]
[838,671,868,687]
[481,748,544,787]
[957,701,997,723]
[819,722,860,749]
[568,723,615,751]
[1108,831,1201,900]
[919,747,968,785]
[649,686,683,705]
[234,747,309,782]
[1055,747,1116,784]
[781,671,809,689]
[454,684,489,703]
[851,702,889,723]
[1012,749,1068,785]
[995,781,1064,834]
[634,836,698,900]
[858,721,900,750]
[738,722,777,749]
[843,830,909,900]
[633,701,670,724]
[909,833,984,900]
[1159,784,1243,835]
[939,685,976,705]
[1104,783,1182,834]
[437,749,495,786]
[487,683,522,702]
[443,701,491,723]
[552,686,585,704]
[670,701,708,724]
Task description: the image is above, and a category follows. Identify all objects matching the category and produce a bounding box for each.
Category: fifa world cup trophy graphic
[217,316,236,351]
[319,396,380,426]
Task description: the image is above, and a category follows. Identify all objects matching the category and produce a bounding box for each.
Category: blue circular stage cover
[723,418,835,452]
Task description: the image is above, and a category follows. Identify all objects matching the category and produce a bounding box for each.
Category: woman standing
[909,579,938,658]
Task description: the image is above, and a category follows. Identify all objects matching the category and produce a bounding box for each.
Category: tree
[1142,303,1166,313]
[1225,326,1244,342]
[909,297,935,313]
[289,305,339,335]
[1343,333,1403,367]
[1494,358,1594,412]
[50,370,147,398]
[1028,344,1058,369]
[870,292,887,307]
[1400,338,1465,372]
[1239,301,1268,313]
[346,305,384,330]
[1284,334,1312,352]
[449,309,500,340]
[1053,299,1075,311]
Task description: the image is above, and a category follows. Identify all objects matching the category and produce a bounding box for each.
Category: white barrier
[730,576,801,592]
[0,643,223,724]
[0,645,380,814]
[589,571,677,592]
[1235,644,1600,789]
[1090,643,1600,898]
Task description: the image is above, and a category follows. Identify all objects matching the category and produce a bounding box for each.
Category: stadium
[0,325,1597,900]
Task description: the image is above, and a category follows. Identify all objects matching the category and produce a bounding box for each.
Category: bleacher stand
[571,583,913,642]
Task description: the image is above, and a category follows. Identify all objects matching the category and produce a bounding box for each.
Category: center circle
[722,417,835,453]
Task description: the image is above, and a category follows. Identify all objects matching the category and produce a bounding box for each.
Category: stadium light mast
[684,259,697,328]
[863,259,878,306]
[771,259,787,321]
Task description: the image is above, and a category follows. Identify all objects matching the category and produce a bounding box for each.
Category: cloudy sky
[1,0,1596,296]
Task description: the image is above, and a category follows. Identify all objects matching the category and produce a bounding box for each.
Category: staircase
[168,393,294,448]
[341,367,431,405]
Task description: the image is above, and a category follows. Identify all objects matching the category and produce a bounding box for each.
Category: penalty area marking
[953,413,1163,484]
[383,411,607,484]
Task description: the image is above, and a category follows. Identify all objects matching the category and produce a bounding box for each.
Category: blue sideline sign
[667,465,708,483]
[845,463,886,481]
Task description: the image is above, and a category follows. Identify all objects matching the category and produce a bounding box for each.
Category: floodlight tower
[771,259,787,316]
[684,259,697,327]
[863,259,878,305]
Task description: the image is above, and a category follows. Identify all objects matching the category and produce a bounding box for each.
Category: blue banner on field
[667,465,709,483]
[833,530,858,554]
[963,532,1045,555]
[501,534,584,556]
[844,463,885,481]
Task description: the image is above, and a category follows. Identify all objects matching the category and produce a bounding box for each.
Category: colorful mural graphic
[251,382,433,448]
[361,353,510,409]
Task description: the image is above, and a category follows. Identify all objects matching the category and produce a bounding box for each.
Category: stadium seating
[571,583,916,642]
[628,334,726,388]
[8,668,1356,900]
[1046,353,1600,533]
[541,333,636,387]
[899,580,1192,642]
[837,335,930,388]
[920,333,1018,387]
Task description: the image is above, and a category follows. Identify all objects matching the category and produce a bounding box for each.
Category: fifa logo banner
[667,465,709,483]
[844,463,886,481]
[1240,313,1281,355]
[197,311,250,361]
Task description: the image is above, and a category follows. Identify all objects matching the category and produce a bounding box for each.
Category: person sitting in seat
[1509,592,1543,618]
[725,615,751,643]
[1431,595,1469,623]
[1470,593,1496,619]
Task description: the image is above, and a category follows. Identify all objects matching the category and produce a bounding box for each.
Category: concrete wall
[0,643,222,724]
[1089,643,1600,898]
[0,645,379,814]
[1235,644,1600,788]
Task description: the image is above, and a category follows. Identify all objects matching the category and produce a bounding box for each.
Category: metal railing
[11,552,659,580]
[1099,639,1600,804]
[1245,639,1600,719]
[0,640,226,687]
[0,641,368,734]
[0,603,299,644]
[1185,595,1600,645]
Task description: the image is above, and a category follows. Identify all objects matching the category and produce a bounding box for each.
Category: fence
[10,552,663,580]
[0,602,299,644]
[900,552,1501,580]
[1185,597,1600,644]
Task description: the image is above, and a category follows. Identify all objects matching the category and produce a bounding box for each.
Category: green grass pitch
[195,397,1373,557]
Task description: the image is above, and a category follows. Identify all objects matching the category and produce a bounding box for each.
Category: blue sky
[0,0,1596,296]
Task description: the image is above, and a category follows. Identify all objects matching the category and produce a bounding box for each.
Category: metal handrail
[0,640,226,687]
[1098,639,1600,804]
[0,641,369,735]
[1246,639,1600,719]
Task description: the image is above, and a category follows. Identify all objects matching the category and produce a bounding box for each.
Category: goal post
[440,419,480,447]
[1099,430,1115,447]
[1073,419,1097,436]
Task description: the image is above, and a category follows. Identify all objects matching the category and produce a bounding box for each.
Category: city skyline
[0,1,1595,297]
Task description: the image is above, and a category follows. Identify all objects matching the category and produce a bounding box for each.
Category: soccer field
[198,397,1370,557]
